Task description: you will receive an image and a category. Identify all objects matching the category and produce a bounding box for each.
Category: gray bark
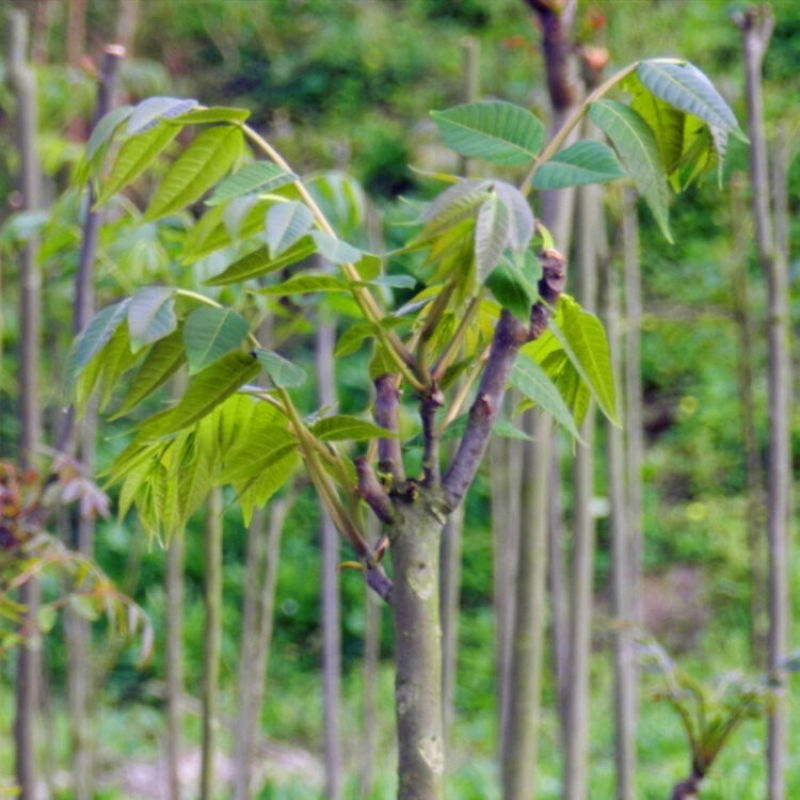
[7,11,42,799]
[317,317,342,800]
[200,488,224,800]
[736,10,791,799]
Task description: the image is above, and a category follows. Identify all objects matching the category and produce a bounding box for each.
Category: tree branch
[373,374,404,482]
[442,250,567,510]
[355,457,395,524]
[420,386,444,487]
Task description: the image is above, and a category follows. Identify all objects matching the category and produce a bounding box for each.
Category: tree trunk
[563,173,599,800]
[728,174,765,664]
[603,223,636,800]
[502,411,551,800]
[736,10,790,799]
[7,11,42,799]
[65,46,123,800]
[391,496,445,800]
[233,497,290,800]
[166,527,184,800]
[317,316,342,800]
[200,488,224,800]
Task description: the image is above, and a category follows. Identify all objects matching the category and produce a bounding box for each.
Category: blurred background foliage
[1,0,799,797]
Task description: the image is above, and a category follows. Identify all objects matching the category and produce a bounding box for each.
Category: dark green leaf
[486,258,538,321]
[258,273,349,296]
[183,306,249,373]
[532,139,625,189]
[431,101,544,165]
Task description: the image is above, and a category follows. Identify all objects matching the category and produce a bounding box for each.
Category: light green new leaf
[510,353,581,439]
[71,299,131,377]
[552,297,618,425]
[589,99,672,242]
[183,306,249,373]
[96,324,136,412]
[97,122,180,205]
[207,161,295,205]
[532,139,625,189]
[127,96,198,135]
[168,106,250,124]
[139,352,260,438]
[204,237,317,286]
[636,60,744,139]
[145,125,243,220]
[431,101,544,166]
[475,193,510,282]
[127,287,176,352]
[258,273,349,296]
[493,181,535,253]
[266,201,314,257]
[222,434,297,484]
[111,330,186,419]
[236,450,298,526]
[310,415,396,442]
[254,348,308,388]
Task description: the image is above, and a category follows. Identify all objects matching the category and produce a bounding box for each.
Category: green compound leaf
[207,161,296,205]
[431,100,545,166]
[310,415,396,442]
[126,96,198,135]
[589,99,672,242]
[145,125,243,220]
[127,287,177,352]
[204,237,317,286]
[70,299,131,377]
[254,348,308,389]
[266,201,314,257]
[532,139,625,189]
[475,192,511,283]
[183,306,249,373]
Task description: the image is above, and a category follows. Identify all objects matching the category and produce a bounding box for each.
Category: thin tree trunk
[360,519,382,799]
[116,0,140,54]
[736,10,790,799]
[729,174,765,664]
[502,411,551,800]
[603,224,635,800]
[200,488,224,800]
[391,500,445,800]
[234,497,291,800]
[317,316,342,800]
[166,527,184,800]
[66,0,86,66]
[65,47,123,800]
[7,12,42,799]
[622,187,643,639]
[563,173,599,800]
[548,444,569,721]
[440,34,479,752]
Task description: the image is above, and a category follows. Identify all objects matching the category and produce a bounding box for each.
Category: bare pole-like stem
[8,11,42,799]
[735,8,791,799]
[165,526,184,800]
[374,374,404,483]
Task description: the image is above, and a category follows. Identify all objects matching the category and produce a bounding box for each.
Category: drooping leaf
[589,99,672,241]
[207,161,295,205]
[139,352,260,438]
[475,192,510,282]
[111,330,186,419]
[70,299,131,377]
[168,106,250,124]
[145,125,243,220]
[510,352,581,439]
[127,96,198,135]
[127,287,177,352]
[258,273,349,296]
[266,201,314,257]
[552,297,618,425]
[310,415,396,442]
[636,60,744,139]
[532,139,625,188]
[97,122,180,205]
[204,237,316,286]
[431,100,545,165]
[183,306,249,373]
[254,348,308,388]
[493,181,535,253]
